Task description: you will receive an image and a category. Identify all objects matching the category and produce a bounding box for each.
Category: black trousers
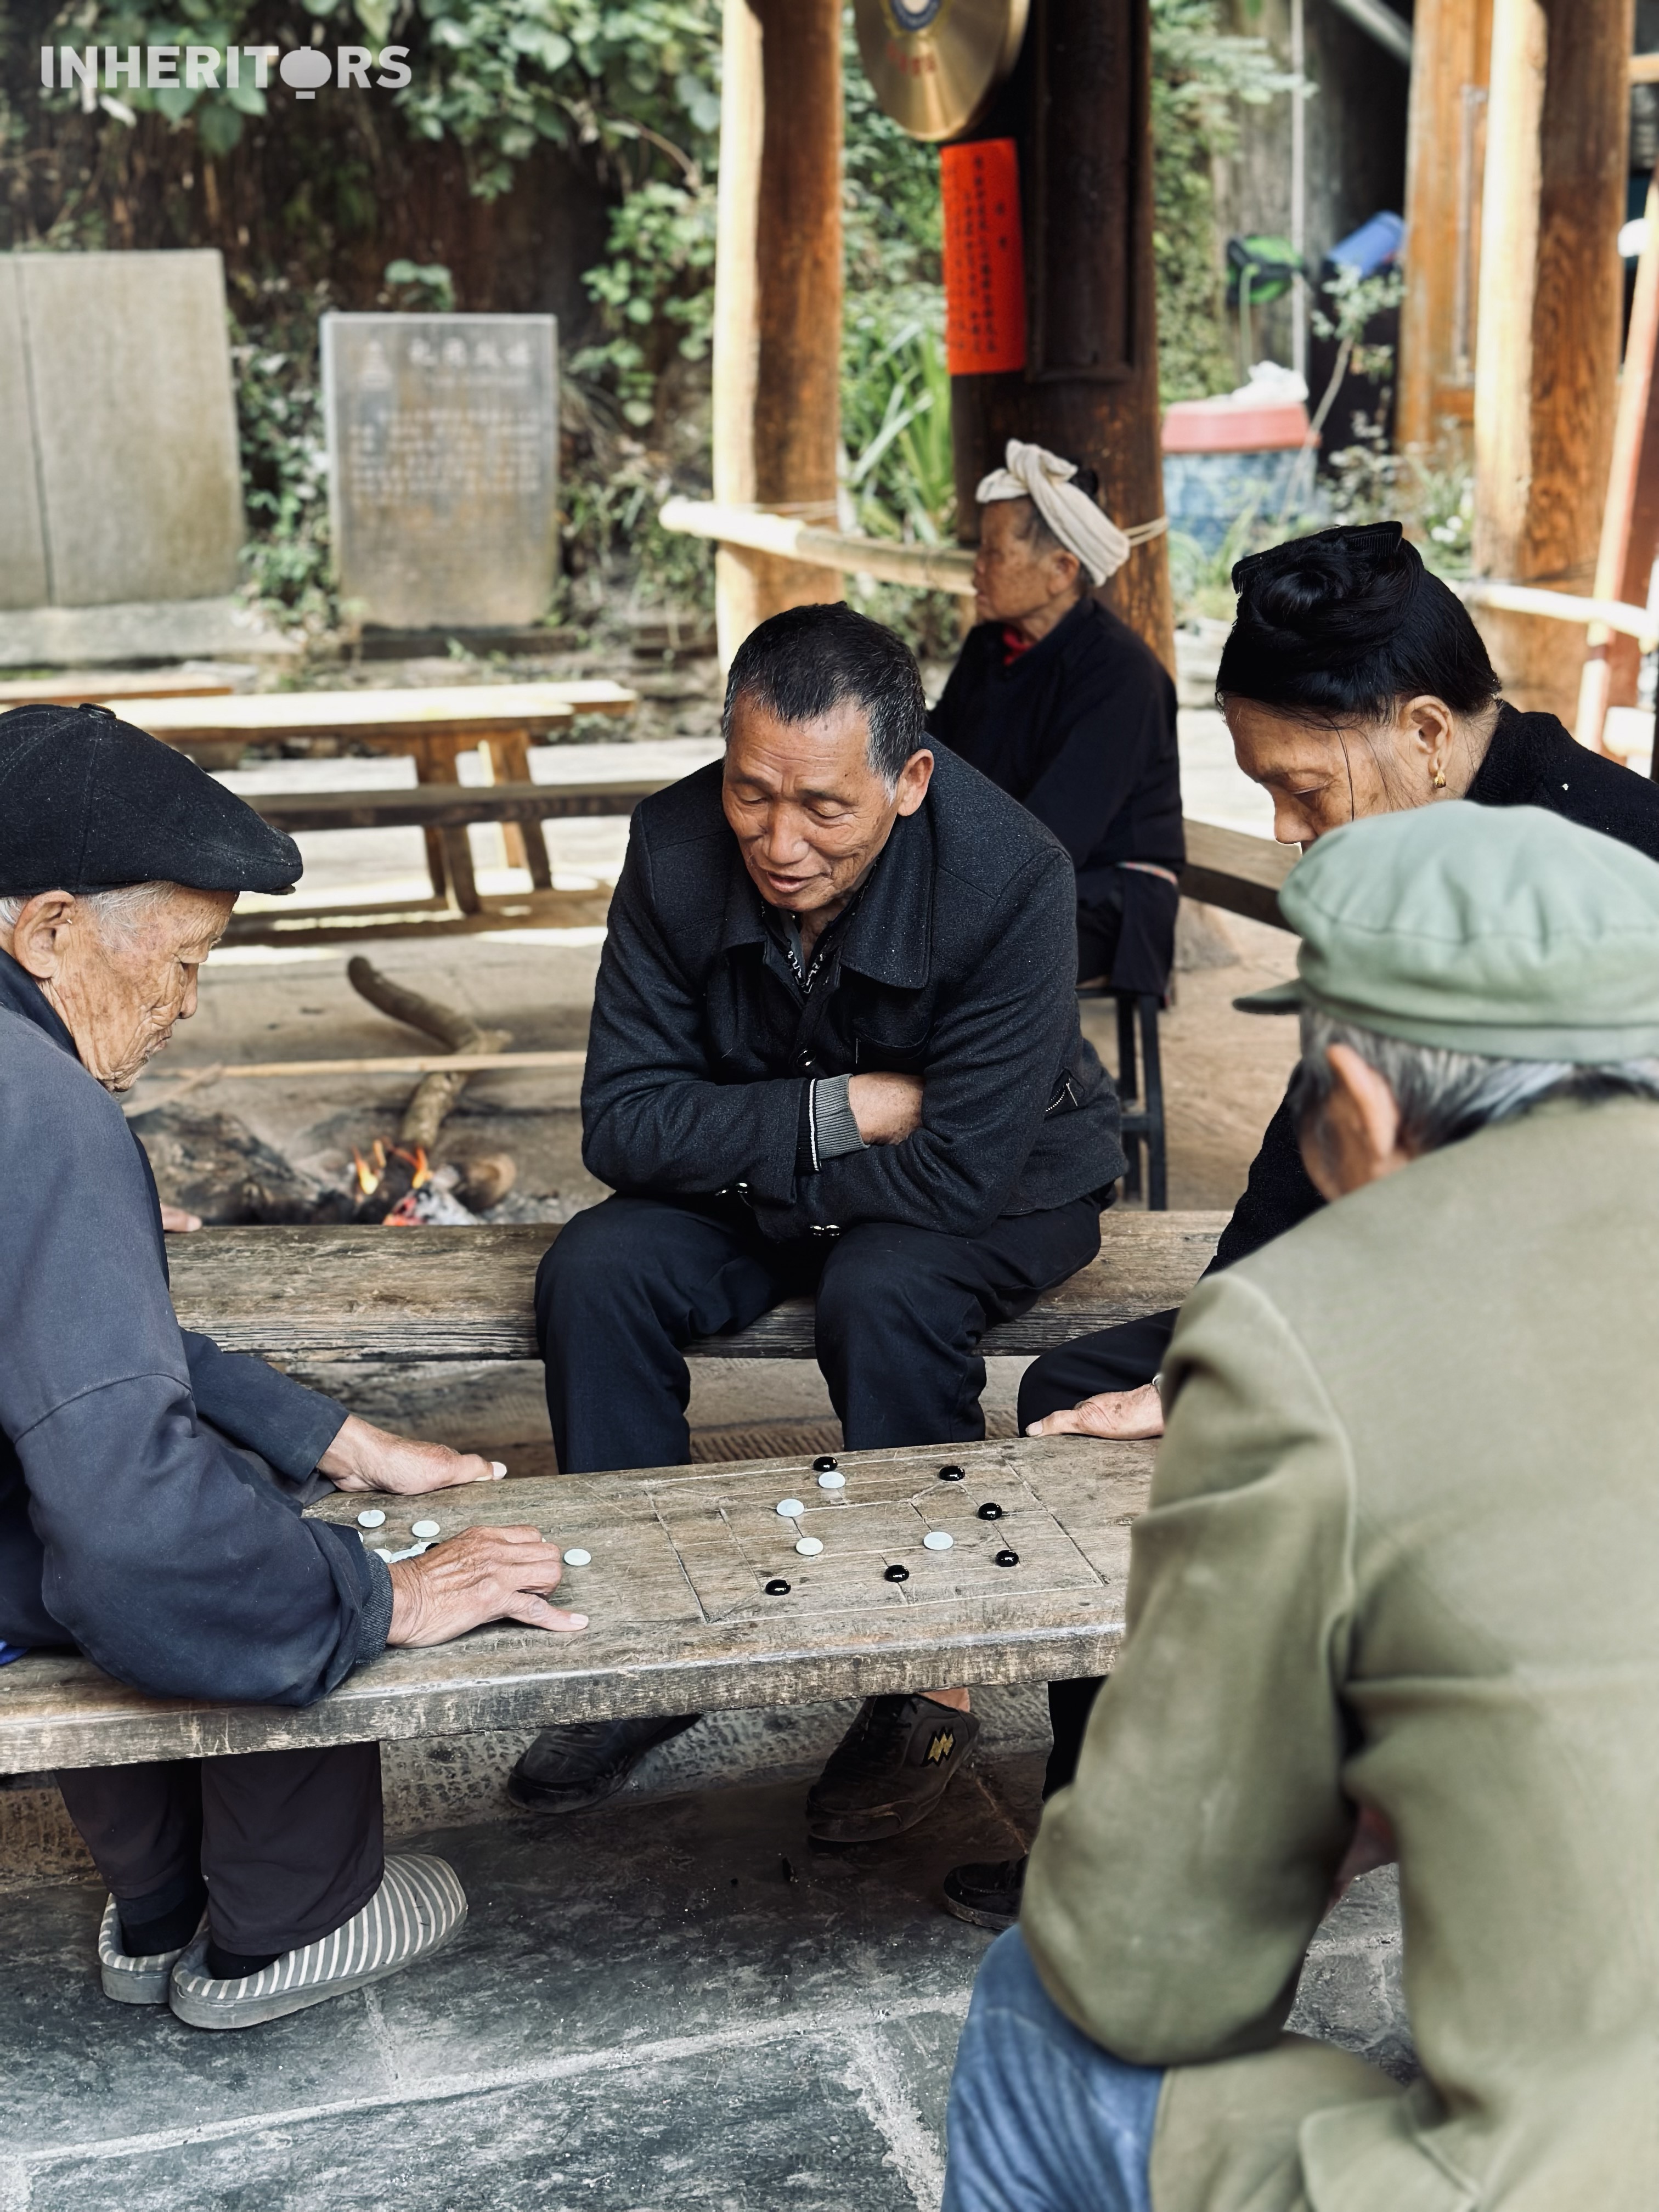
[538,1193,1105,1473]
[57,1741,383,1956]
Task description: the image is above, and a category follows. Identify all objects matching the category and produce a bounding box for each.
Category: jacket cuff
[355,1547,394,1664]
[812,1074,867,1163]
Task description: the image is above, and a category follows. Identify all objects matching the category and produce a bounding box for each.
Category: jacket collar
[0,947,79,1060]
[715,799,934,991]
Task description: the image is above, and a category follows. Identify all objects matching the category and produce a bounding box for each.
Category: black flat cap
[0,704,301,899]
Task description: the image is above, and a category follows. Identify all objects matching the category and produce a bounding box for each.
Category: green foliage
[229,280,337,629]
[384,257,455,312]
[570,176,717,428]
[1150,0,1295,402]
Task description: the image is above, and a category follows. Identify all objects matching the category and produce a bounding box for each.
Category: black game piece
[812,1455,838,1472]
[884,1563,910,1583]
[977,1502,1005,1520]
[765,1578,792,1595]
[937,1465,965,1482]
[994,1550,1020,1568]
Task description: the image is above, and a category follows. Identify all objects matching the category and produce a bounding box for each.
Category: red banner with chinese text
[941,138,1028,377]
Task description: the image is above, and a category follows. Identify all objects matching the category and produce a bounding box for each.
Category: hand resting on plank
[387,1525,587,1645]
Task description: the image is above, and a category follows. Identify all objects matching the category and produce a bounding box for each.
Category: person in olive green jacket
[942,800,1659,2212]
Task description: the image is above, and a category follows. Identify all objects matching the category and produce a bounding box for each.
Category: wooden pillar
[710,0,844,666]
[1396,0,1494,455]
[1470,0,1633,728]
[949,0,1175,674]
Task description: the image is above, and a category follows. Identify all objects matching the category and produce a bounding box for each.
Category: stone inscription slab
[322,312,558,630]
[0,250,244,612]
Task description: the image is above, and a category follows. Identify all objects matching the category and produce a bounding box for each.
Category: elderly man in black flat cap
[0,704,589,2033]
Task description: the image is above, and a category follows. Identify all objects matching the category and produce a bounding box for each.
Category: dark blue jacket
[581,747,1125,1241]
[0,952,391,1701]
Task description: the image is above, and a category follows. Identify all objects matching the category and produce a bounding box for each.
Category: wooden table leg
[413,737,452,903]
[487,729,554,890]
[441,824,483,912]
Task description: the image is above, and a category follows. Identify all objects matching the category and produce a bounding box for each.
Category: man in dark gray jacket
[0,705,586,2032]
[516,604,1123,1836]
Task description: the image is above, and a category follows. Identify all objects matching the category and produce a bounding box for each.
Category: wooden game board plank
[0,1438,1152,1772]
[165,1213,1226,1364]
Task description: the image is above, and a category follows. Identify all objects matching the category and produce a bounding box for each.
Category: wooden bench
[1,668,241,707]
[0,1435,1153,1773]
[244,777,660,934]
[167,1212,1226,1364]
[117,682,637,922]
[3,1218,1207,1771]
[225,789,1294,947]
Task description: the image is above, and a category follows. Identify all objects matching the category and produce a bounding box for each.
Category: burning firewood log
[346,956,514,1156]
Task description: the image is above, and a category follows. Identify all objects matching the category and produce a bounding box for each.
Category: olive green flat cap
[1235,802,1659,1060]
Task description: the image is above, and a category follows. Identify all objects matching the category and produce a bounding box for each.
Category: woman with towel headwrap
[927,440,1183,1000]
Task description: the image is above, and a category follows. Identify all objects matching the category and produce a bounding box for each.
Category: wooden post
[1470,0,1633,730]
[949,0,1175,673]
[1576,163,1659,754]
[710,0,844,666]
[1396,0,1494,455]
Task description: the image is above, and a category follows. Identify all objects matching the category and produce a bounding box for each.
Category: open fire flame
[352,1141,431,1227]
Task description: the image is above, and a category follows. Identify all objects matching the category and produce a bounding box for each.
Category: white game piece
[562,1548,592,1566]
[816,1471,846,1490]
[410,1519,441,1539]
[922,1530,955,1551]
[795,1536,824,1556]
[356,1509,386,1528]
[775,1499,805,1518]
[373,1547,394,1561]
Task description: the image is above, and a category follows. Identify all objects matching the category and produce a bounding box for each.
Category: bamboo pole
[660,498,978,594]
[129,1052,588,1087]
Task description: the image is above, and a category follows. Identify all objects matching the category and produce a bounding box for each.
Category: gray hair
[1290,1008,1659,1158]
[0,882,177,943]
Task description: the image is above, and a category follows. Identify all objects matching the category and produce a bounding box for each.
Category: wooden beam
[1397,0,1493,456]
[710,0,844,663]
[949,0,1175,674]
[1471,0,1634,729]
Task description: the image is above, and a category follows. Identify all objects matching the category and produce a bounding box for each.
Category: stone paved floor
[0,1699,1412,2212]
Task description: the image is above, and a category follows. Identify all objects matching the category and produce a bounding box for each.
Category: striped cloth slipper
[168,1854,466,2031]
[97,1895,206,2006]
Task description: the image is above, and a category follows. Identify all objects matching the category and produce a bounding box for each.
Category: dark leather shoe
[508,1713,701,1812]
[804,1695,980,1843]
[941,1854,1026,1931]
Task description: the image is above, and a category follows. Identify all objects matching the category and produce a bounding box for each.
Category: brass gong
[853,0,1031,143]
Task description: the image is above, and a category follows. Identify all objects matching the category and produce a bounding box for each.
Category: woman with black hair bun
[941,518,1659,1936]
[1023,518,1659,1449]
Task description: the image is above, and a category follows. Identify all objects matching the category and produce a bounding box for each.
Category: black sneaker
[507,1713,701,1813]
[804,1695,981,1843]
[941,1855,1026,1931]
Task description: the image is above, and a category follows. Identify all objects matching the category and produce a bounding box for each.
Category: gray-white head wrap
[974,439,1133,585]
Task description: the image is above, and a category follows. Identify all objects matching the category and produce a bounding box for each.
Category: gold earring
[1431,766,1447,789]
